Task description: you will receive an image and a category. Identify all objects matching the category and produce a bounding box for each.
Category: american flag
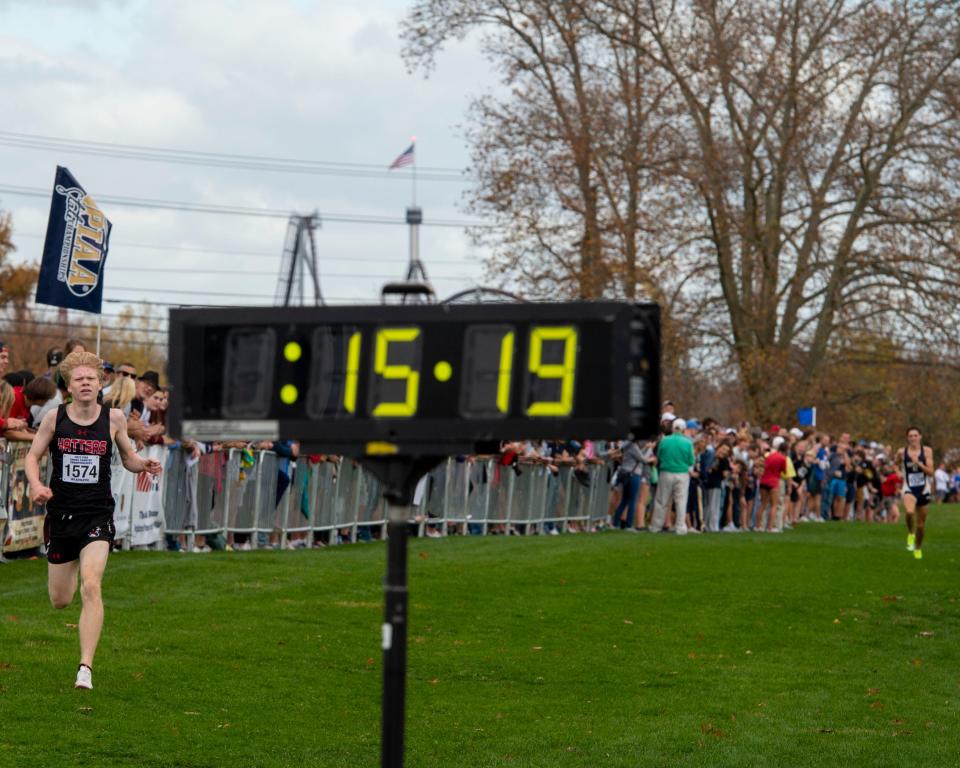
[388,143,415,170]
[136,471,153,492]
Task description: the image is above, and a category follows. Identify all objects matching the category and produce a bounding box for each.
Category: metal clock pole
[381,501,409,768]
[361,456,443,768]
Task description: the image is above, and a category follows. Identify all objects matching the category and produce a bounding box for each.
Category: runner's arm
[922,447,935,475]
[111,409,163,475]
[25,409,57,502]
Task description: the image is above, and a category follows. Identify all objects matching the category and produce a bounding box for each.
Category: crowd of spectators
[1,337,953,553]
[0,339,174,453]
[596,400,952,535]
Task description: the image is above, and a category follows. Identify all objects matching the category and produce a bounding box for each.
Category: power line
[0,184,493,228]
[13,307,169,323]
[2,327,168,348]
[3,316,168,336]
[103,285,350,299]
[0,129,470,181]
[10,232,481,264]
[1,254,484,279]
[95,268,476,281]
[99,296,388,308]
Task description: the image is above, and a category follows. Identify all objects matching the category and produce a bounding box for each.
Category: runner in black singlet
[896,426,934,560]
[26,351,162,690]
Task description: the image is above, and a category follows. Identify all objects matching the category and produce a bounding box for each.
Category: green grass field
[1,509,959,767]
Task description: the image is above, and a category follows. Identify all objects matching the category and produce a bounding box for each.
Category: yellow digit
[526,326,577,417]
[497,331,514,414]
[372,327,421,417]
[343,331,361,414]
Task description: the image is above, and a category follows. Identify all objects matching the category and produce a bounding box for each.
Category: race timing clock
[167,301,660,455]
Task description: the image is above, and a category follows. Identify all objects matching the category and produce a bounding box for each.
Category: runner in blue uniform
[897,427,934,560]
[25,351,162,690]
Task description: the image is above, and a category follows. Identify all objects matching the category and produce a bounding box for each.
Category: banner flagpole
[411,136,417,207]
[35,166,112,325]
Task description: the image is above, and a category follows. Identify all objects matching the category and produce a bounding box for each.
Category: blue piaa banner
[35,166,111,314]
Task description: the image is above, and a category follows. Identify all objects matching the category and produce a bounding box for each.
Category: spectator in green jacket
[649,419,697,534]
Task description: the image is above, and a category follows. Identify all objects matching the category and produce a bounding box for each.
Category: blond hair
[0,380,14,417]
[103,377,136,410]
[59,350,104,385]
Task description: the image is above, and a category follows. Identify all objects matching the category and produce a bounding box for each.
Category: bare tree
[403,0,960,424]
[403,1,684,304]
[580,0,960,420]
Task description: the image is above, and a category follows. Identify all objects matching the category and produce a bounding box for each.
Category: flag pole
[96,314,102,356]
[411,136,417,207]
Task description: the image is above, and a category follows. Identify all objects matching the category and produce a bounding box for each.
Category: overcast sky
[0,0,498,330]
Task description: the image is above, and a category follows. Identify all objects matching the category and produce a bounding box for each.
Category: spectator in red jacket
[758,437,788,532]
[0,341,28,435]
[881,465,902,524]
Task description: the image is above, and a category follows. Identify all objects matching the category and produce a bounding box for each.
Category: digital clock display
[168,302,659,455]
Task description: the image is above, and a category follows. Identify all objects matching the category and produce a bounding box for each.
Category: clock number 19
[461,324,579,419]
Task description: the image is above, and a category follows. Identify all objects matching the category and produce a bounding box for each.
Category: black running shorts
[44,511,115,564]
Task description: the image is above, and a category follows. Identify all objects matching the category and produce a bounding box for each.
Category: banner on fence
[130,445,166,546]
[2,443,46,553]
[110,447,133,540]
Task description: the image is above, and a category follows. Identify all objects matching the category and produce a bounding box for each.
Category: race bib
[907,472,925,487]
[63,454,99,484]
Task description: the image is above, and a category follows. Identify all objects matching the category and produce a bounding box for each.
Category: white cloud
[0,0,500,311]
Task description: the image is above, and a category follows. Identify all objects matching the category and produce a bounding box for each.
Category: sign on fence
[2,443,46,553]
[130,444,166,546]
[110,444,167,546]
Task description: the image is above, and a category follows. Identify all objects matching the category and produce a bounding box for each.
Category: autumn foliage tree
[0,211,38,314]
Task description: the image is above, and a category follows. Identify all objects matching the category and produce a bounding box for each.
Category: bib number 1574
[63,454,99,484]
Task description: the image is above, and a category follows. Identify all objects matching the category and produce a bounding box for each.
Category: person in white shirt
[934,463,950,503]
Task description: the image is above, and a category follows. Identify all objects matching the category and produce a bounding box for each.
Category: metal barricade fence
[307,459,340,540]
[2,444,621,555]
[466,457,497,533]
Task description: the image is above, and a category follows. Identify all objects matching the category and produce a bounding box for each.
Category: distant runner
[26,351,162,690]
[897,427,934,560]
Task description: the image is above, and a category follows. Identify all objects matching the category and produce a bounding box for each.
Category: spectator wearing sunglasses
[127,370,162,444]
[102,362,136,395]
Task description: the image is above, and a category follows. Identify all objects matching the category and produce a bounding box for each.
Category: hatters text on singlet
[56,437,108,455]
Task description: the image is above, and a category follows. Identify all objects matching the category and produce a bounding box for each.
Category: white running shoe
[75,665,92,690]
[722,523,738,532]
